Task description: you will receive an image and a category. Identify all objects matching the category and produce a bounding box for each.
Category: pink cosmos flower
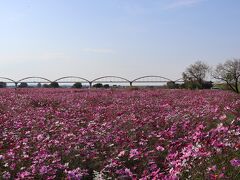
[156,145,165,152]
[0,88,240,179]
[208,165,217,172]
[2,171,11,179]
[129,149,140,158]
[219,114,227,120]
[19,171,31,178]
[37,134,44,141]
[230,159,240,167]
[124,168,133,177]
[39,165,48,175]
[118,150,125,157]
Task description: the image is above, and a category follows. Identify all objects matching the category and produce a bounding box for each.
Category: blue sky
[0,0,240,81]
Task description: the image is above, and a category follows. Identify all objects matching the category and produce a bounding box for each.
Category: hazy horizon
[1,0,240,81]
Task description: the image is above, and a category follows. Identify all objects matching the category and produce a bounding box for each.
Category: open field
[0,89,240,179]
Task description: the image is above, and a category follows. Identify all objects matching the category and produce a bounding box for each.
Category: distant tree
[72,82,82,89]
[181,80,212,89]
[18,82,28,88]
[183,80,202,89]
[93,83,103,88]
[43,84,50,88]
[50,82,60,88]
[202,81,213,89]
[167,81,179,89]
[103,84,110,88]
[37,83,42,88]
[0,82,7,88]
[213,59,240,93]
[183,61,209,89]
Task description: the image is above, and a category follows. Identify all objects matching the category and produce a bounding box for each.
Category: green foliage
[93,83,103,88]
[202,81,213,89]
[50,82,60,88]
[18,82,28,88]
[167,81,179,89]
[37,83,42,88]
[42,84,50,88]
[103,84,110,88]
[72,82,82,89]
[181,80,213,90]
[0,82,7,88]
[183,81,202,89]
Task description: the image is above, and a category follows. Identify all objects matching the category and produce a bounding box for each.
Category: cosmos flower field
[0,88,240,179]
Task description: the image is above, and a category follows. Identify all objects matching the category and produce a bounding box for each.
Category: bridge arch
[91,76,131,87]
[132,75,173,86]
[54,76,91,87]
[0,77,16,87]
[0,77,16,83]
[54,76,90,83]
[14,77,51,87]
[17,77,52,84]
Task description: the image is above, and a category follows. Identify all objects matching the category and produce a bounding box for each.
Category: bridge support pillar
[130,81,133,87]
[89,82,92,88]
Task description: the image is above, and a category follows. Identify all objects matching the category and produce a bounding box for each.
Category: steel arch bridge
[0,75,183,88]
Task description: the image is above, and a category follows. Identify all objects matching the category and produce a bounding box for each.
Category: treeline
[169,59,240,93]
[166,81,214,90]
[13,82,112,89]
[16,82,84,89]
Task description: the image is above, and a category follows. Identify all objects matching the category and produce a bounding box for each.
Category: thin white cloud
[165,0,205,9]
[0,52,68,63]
[81,48,115,54]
